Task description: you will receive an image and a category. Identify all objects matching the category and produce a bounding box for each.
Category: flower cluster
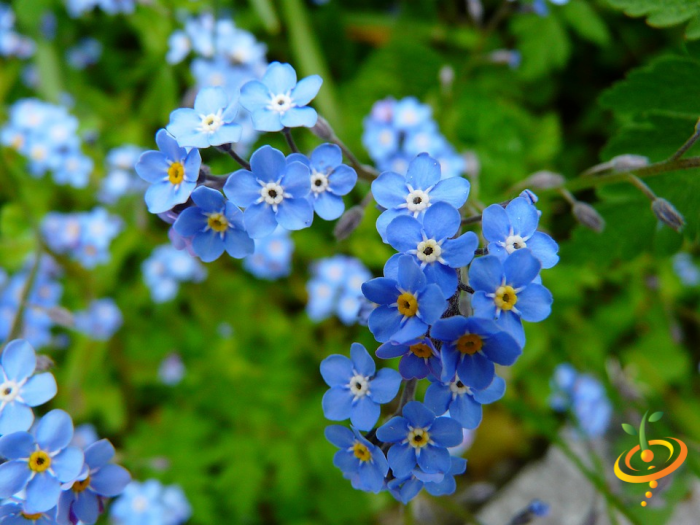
[306,256,371,325]
[1,99,93,188]
[74,298,123,341]
[142,244,207,303]
[98,145,147,205]
[111,480,191,525]
[0,339,131,523]
[321,152,558,503]
[41,208,123,269]
[0,257,63,349]
[549,363,612,438]
[66,0,135,17]
[166,12,268,154]
[136,62,355,270]
[362,97,468,179]
[243,227,294,281]
[0,4,34,59]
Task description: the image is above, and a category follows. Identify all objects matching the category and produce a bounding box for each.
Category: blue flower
[387,474,424,504]
[361,120,398,161]
[376,337,440,380]
[320,343,401,431]
[482,196,559,269]
[386,201,479,297]
[135,129,201,214]
[0,409,84,514]
[173,186,254,263]
[371,153,470,241]
[57,439,131,525]
[287,144,357,220]
[324,426,389,493]
[430,316,521,389]
[74,298,123,341]
[243,227,294,281]
[0,339,57,436]
[0,500,58,524]
[110,480,191,525]
[142,244,206,303]
[424,373,506,428]
[306,256,371,325]
[239,62,322,132]
[376,401,462,478]
[392,97,431,131]
[166,87,241,149]
[224,145,313,238]
[424,456,467,496]
[469,250,553,346]
[361,255,447,344]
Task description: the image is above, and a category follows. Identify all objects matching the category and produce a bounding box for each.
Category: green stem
[639,411,649,451]
[3,248,42,351]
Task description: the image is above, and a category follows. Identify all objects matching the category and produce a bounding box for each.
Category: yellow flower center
[168,162,185,185]
[397,292,418,317]
[352,442,371,462]
[21,513,43,521]
[408,428,430,448]
[207,213,229,233]
[494,285,517,311]
[456,334,483,355]
[409,342,433,358]
[72,476,91,493]
[28,451,51,473]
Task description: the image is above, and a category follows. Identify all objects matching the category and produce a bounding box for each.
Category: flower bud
[334,205,365,241]
[610,154,649,172]
[572,202,605,233]
[35,354,55,372]
[652,198,684,232]
[310,116,335,141]
[45,306,75,328]
[524,170,565,190]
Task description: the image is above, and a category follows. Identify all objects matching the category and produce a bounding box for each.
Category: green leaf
[562,0,611,47]
[649,411,664,422]
[511,14,571,80]
[622,423,638,435]
[249,0,281,33]
[606,0,700,40]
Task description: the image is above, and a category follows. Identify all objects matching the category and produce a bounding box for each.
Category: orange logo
[614,411,687,508]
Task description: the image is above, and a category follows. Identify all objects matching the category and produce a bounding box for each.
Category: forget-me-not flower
[320,343,401,431]
[166,87,241,149]
[469,250,553,346]
[173,186,254,263]
[239,62,322,131]
[361,255,446,344]
[375,337,440,380]
[385,201,479,297]
[224,145,313,238]
[0,339,57,436]
[135,129,201,214]
[324,425,389,493]
[371,153,470,240]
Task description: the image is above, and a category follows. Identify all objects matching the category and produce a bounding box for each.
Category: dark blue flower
[57,439,131,525]
[482,196,559,269]
[239,62,322,132]
[362,255,447,344]
[385,201,479,297]
[166,87,241,149]
[224,145,313,238]
[371,153,470,240]
[469,250,553,346]
[430,316,521,389]
[0,410,84,514]
[173,186,253,263]
[376,401,462,478]
[324,426,389,493]
[376,337,440,380]
[424,373,506,428]
[387,474,424,504]
[287,144,357,220]
[320,343,401,431]
[135,129,201,214]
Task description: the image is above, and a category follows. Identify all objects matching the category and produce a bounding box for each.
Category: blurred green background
[1,0,700,523]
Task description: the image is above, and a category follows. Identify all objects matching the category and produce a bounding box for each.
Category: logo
[614,410,687,508]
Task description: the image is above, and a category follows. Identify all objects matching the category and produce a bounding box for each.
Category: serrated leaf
[562,1,611,47]
[511,14,571,80]
[606,0,700,40]
[649,411,664,422]
[622,423,638,435]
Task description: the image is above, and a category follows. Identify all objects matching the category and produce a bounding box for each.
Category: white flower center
[131,495,149,513]
[406,189,430,213]
[268,92,294,113]
[505,234,526,254]
[260,182,285,205]
[348,374,369,398]
[416,239,442,263]
[310,170,329,194]
[379,130,393,145]
[197,109,224,134]
[0,381,19,402]
[449,376,472,397]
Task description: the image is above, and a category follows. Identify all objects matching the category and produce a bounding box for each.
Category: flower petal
[1,340,36,382]
[350,396,380,431]
[369,368,401,403]
[35,409,73,453]
[421,202,460,241]
[24,473,61,513]
[0,460,31,498]
[291,75,323,106]
[243,202,278,239]
[89,464,131,497]
[21,373,57,407]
